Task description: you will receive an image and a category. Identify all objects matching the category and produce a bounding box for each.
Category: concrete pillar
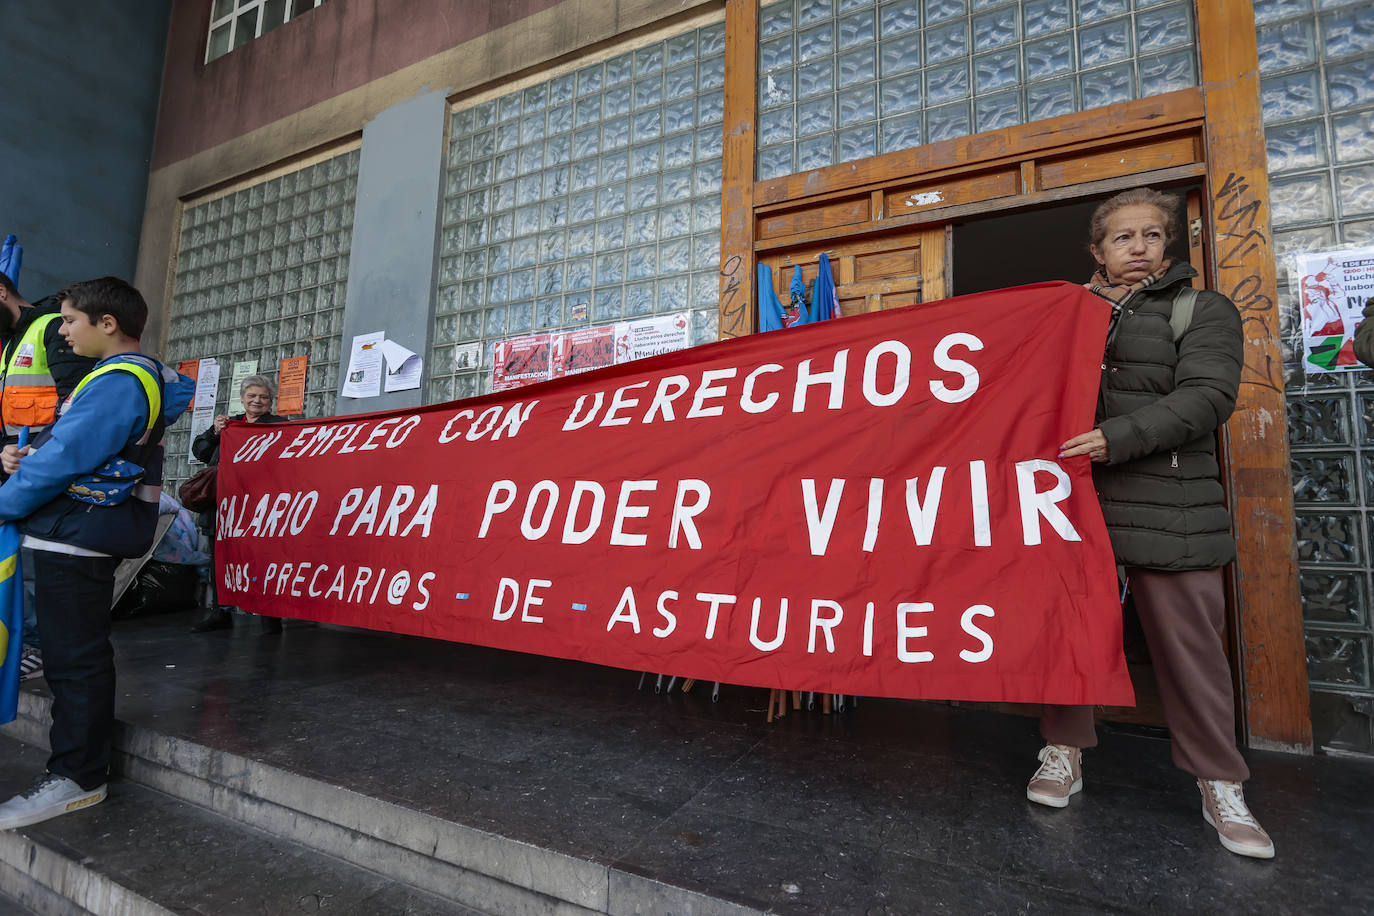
[336,89,447,415]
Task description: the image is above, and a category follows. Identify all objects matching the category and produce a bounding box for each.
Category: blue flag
[758,264,785,332]
[0,521,23,725]
[787,265,812,326]
[811,253,838,322]
[0,235,21,285]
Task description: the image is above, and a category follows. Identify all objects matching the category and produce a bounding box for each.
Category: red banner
[217,282,1134,705]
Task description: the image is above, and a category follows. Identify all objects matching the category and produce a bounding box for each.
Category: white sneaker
[0,772,107,830]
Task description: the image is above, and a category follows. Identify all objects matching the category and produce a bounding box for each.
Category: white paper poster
[615,312,692,363]
[342,331,385,398]
[1297,245,1374,373]
[229,359,259,398]
[381,339,423,392]
[453,343,482,372]
[186,358,220,464]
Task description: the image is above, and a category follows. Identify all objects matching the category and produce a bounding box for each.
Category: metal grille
[755,0,1200,180]
[431,19,727,400]
[163,148,359,491]
[1259,0,1374,754]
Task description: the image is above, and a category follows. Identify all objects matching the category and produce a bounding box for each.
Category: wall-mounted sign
[1297,245,1374,373]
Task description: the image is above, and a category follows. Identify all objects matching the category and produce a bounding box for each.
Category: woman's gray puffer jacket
[1093,260,1243,571]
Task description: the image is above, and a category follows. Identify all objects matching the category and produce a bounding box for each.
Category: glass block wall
[163,148,360,491]
[1259,0,1374,754]
[755,0,1200,180]
[430,19,727,400]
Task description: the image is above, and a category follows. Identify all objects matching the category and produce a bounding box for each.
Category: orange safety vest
[1,312,62,434]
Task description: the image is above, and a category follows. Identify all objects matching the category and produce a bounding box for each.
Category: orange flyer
[277,355,307,415]
[176,359,200,409]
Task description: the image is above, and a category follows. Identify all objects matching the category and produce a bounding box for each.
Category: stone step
[0,892,35,915]
[0,735,480,916]
[2,691,760,916]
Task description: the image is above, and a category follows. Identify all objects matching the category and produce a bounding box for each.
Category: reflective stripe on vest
[1,313,62,432]
[70,358,163,440]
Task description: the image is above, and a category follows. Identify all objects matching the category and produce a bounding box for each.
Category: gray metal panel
[337,90,449,415]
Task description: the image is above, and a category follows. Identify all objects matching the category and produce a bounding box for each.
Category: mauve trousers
[1040,566,1250,782]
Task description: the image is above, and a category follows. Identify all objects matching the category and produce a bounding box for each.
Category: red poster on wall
[217,282,1132,705]
[551,325,616,378]
[492,334,552,391]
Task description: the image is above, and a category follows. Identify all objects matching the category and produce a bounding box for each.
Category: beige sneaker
[1197,779,1274,859]
[1026,744,1082,807]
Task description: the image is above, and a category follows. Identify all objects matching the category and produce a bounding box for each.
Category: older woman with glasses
[189,374,287,634]
[1024,188,1274,860]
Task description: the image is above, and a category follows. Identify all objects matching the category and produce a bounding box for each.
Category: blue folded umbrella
[0,235,21,285]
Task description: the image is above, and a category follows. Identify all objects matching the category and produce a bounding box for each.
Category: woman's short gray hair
[240,375,275,398]
[1087,187,1181,248]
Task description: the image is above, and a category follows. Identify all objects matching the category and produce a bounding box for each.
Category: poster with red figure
[1297,246,1374,373]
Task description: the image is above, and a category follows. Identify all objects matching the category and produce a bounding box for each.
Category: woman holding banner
[189,375,286,634]
[1026,188,1274,859]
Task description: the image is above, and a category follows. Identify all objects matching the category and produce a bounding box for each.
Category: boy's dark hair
[0,271,17,296]
[58,277,148,339]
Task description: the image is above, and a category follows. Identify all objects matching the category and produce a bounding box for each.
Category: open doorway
[948,182,1207,729]
[950,185,1199,296]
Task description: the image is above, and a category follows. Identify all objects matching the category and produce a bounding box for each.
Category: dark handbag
[178,465,218,513]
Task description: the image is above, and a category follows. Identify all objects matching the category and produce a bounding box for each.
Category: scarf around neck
[1084,257,1174,306]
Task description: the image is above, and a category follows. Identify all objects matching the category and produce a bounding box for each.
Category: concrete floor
[14,608,1374,914]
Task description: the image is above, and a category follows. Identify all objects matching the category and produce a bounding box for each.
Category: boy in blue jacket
[0,277,193,829]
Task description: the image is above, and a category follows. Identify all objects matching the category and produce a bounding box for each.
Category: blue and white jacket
[0,353,194,558]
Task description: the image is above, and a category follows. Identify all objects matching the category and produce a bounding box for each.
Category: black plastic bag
[113,561,202,619]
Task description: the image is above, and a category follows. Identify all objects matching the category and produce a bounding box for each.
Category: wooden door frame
[718,0,1310,751]
[1197,0,1310,752]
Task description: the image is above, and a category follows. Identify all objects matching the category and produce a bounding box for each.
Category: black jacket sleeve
[191,426,220,466]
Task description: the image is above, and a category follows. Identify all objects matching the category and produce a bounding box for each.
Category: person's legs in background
[19,546,43,680]
[190,513,232,632]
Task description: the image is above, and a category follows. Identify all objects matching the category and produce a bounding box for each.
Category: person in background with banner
[1025,188,1273,859]
[0,270,99,687]
[0,277,192,830]
[189,375,286,633]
